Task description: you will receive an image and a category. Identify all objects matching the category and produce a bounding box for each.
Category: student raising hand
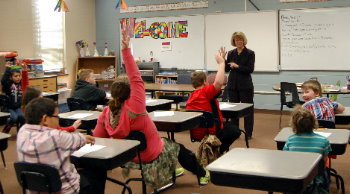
[121,26,130,50]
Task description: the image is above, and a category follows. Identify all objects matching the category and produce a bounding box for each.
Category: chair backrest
[14,162,62,193]
[280,82,301,106]
[126,130,147,151]
[176,73,191,84]
[317,120,335,128]
[186,110,215,142]
[0,94,8,111]
[67,97,90,111]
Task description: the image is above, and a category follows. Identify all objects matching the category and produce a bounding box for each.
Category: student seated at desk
[16,98,106,194]
[93,27,209,190]
[283,106,330,194]
[186,47,241,155]
[72,69,107,110]
[301,80,344,123]
[1,62,28,133]
[22,85,82,132]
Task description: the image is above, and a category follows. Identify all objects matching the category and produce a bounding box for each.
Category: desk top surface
[274,127,350,145]
[149,111,202,123]
[0,112,10,118]
[207,148,321,180]
[59,110,101,121]
[73,138,139,159]
[0,132,11,140]
[335,107,350,117]
[145,83,194,92]
[146,99,173,106]
[219,102,253,111]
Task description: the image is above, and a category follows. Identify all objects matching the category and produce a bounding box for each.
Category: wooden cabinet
[76,57,117,81]
[29,76,57,92]
[155,74,177,84]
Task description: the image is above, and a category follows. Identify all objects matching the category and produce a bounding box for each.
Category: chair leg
[239,130,249,148]
[0,180,4,194]
[107,177,132,194]
[0,151,5,167]
[329,172,345,194]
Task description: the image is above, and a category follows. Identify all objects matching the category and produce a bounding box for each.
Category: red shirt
[186,84,224,139]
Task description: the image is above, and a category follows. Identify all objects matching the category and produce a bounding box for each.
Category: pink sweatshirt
[93,48,164,163]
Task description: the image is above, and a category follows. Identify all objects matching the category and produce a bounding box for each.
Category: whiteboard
[205,11,279,72]
[280,7,350,70]
[129,15,204,70]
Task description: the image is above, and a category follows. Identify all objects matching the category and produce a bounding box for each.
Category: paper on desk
[71,144,106,157]
[68,113,93,119]
[146,99,156,103]
[154,111,174,117]
[314,131,331,138]
[219,103,236,109]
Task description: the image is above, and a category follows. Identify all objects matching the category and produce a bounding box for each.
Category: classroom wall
[95,0,350,110]
[0,0,96,89]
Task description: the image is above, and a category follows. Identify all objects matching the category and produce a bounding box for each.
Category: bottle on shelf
[93,42,99,57]
[104,42,109,56]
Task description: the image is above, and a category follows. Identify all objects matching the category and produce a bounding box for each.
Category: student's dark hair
[191,72,207,88]
[109,74,130,116]
[25,98,57,124]
[22,86,42,108]
[10,69,21,76]
[290,105,318,134]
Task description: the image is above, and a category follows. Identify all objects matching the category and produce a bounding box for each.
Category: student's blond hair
[78,69,94,81]
[290,105,318,134]
[191,72,207,88]
[301,80,323,97]
[231,31,248,47]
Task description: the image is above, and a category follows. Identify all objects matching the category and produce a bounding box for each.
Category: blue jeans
[7,108,25,125]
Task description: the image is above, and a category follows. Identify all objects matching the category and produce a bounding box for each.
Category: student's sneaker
[175,167,185,177]
[199,169,210,185]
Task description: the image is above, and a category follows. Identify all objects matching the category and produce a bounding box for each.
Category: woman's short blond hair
[231,31,247,47]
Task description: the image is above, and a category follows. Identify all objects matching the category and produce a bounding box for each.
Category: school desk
[70,138,139,170]
[149,111,202,141]
[219,102,253,122]
[0,132,11,167]
[145,83,194,98]
[42,92,59,101]
[274,127,350,155]
[272,84,350,98]
[58,110,101,135]
[335,107,350,125]
[146,99,173,112]
[207,148,322,193]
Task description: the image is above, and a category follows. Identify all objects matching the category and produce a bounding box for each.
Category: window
[33,0,65,72]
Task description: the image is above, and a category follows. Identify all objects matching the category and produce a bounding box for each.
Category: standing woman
[225,32,255,139]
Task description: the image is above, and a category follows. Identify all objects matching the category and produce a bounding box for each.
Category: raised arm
[213,47,226,91]
[121,26,146,113]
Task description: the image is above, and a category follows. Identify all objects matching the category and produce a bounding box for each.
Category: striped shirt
[283,132,331,155]
[17,124,86,194]
[302,97,338,122]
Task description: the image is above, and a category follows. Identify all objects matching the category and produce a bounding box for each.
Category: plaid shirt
[302,97,339,122]
[17,124,86,194]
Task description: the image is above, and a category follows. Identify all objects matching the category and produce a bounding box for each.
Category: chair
[67,97,90,111]
[14,162,62,194]
[220,86,229,102]
[279,82,303,128]
[107,130,147,194]
[0,94,21,133]
[0,180,3,194]
[159,73,191,110]
[318,120,336,129]
[0,137,9,167]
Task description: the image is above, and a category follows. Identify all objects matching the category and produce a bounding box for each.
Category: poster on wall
[120,15,205,70]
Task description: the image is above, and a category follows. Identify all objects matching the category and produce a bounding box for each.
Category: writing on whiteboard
[121,18,188,39]
[280,14,336,58]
